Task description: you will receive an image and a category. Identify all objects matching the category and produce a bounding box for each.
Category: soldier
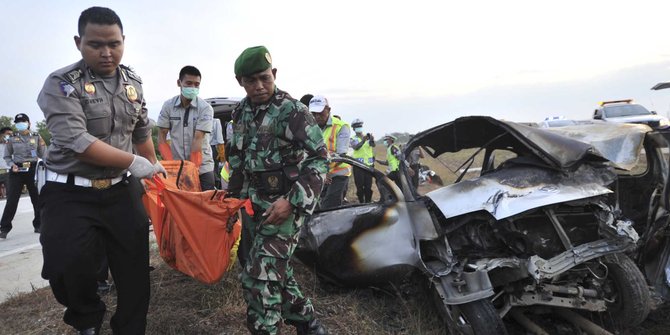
[227,45,329,335]
[0,113,46,238]
[157,65,215,190]
[36,7,163,334]
[309,95,351,209]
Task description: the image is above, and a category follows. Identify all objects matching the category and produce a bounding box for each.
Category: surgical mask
[15,122,28,131]
[354,127,363,133]
[383,140,388,147]
[181,87,199,100]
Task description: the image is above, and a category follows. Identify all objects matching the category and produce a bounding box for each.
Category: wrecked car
[295,116,670,334]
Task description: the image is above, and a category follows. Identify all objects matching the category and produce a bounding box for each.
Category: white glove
[128,155,155,179]
[153,161,167,177]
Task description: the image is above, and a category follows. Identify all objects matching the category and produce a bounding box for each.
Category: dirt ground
[1,247,669,335]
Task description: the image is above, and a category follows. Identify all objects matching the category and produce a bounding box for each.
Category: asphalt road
[0,195,48,303]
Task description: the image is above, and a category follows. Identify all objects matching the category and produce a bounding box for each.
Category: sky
[4,0,670,137]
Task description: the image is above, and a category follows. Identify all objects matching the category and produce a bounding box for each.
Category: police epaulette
[121,64,142,84]
[64,69,83,84]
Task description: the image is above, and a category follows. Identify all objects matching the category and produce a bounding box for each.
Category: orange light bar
[600,99,633,106]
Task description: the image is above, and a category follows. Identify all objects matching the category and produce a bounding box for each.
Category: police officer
[309,95,351,209]
[228,45,329,335]
[378,134,402,187]
[0,113,46,238]
[36,7,164,335]
[157,65,215,191]
[349,118,375,203]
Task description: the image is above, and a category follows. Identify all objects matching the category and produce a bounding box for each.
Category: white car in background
[593,99,670,129]
[539,116,578,128]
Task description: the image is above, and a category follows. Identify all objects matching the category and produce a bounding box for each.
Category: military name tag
[125,85,138,101]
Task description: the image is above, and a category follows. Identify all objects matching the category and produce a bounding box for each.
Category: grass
[0,144,664,334]
[0,243,445,335]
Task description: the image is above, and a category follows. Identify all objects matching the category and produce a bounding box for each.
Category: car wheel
[429,281,507,335]
[600,253,651,327]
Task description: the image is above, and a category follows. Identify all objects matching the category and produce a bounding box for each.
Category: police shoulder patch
[121,64,142,84]
[64,69,83,84]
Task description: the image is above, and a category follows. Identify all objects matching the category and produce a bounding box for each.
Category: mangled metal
[296,116,670,334]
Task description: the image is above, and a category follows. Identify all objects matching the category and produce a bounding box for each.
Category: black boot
[294,318,327,335]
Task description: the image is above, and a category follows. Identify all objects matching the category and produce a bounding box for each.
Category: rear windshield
[603,104,651,118]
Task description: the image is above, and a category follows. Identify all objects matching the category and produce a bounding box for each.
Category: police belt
[45,169,125,190]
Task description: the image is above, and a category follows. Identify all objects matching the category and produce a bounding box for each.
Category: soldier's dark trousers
[353,166,373,203]
[0,167,39,233]
[39,176,150,334]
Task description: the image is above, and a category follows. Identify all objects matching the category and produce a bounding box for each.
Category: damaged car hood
[426,164,615,220]
[408,116,648,220]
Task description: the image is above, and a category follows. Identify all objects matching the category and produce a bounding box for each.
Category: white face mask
[2,135,9,141]
[15,122,28,131]
[181,87,199,100]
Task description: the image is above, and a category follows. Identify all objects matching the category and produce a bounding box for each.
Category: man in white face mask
[0,113,46,238]
[157,65,215,190]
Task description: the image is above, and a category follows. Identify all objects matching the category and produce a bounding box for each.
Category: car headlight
[660,118,670,127]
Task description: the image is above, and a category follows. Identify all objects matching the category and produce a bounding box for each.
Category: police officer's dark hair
[0,127,12,135]
[300,94,313,106]
[179,66,202,80]
[78,7,123,36]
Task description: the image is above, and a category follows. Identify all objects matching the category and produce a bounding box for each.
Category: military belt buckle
[92,178,112,190]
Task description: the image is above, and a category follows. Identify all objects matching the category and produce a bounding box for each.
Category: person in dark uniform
[36,7,164,335]
[0,113,46,238]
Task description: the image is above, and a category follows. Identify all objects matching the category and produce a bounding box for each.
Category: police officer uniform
[0,113,46,237]
[350,120,375,203]
[36,59,151,334]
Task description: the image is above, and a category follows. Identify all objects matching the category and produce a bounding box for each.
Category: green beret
[234,46,272,77]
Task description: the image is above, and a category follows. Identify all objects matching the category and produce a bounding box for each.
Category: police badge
[125,85,138,101]
[84,83,96,95]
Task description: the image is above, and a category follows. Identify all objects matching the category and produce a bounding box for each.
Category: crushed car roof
[406,116,649,171]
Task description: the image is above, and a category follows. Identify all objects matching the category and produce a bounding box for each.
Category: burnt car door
[295,157,423,287]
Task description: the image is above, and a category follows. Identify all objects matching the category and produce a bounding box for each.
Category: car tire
[601,253,651,327]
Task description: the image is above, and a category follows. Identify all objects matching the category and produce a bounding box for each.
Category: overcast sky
[4,0,670,136]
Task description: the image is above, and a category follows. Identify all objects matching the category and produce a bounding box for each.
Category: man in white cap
[309,95,351,209]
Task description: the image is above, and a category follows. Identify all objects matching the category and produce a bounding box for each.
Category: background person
[378,134,402,187]
[227,45,329,335]
[157,65,215,190]
[0,127,14,199]
[408,146,424,188]
[210,118,226,189]
[310,95,351,209]
[36,6,163,334]
[349,118,375,203]
[0,113,46,238]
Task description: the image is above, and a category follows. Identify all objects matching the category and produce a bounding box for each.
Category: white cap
[308,95,329,113]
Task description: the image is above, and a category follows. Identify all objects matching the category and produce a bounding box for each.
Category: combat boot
[294,318,327,335]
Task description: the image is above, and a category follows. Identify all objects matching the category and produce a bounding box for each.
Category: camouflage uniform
[227,87,328,335]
